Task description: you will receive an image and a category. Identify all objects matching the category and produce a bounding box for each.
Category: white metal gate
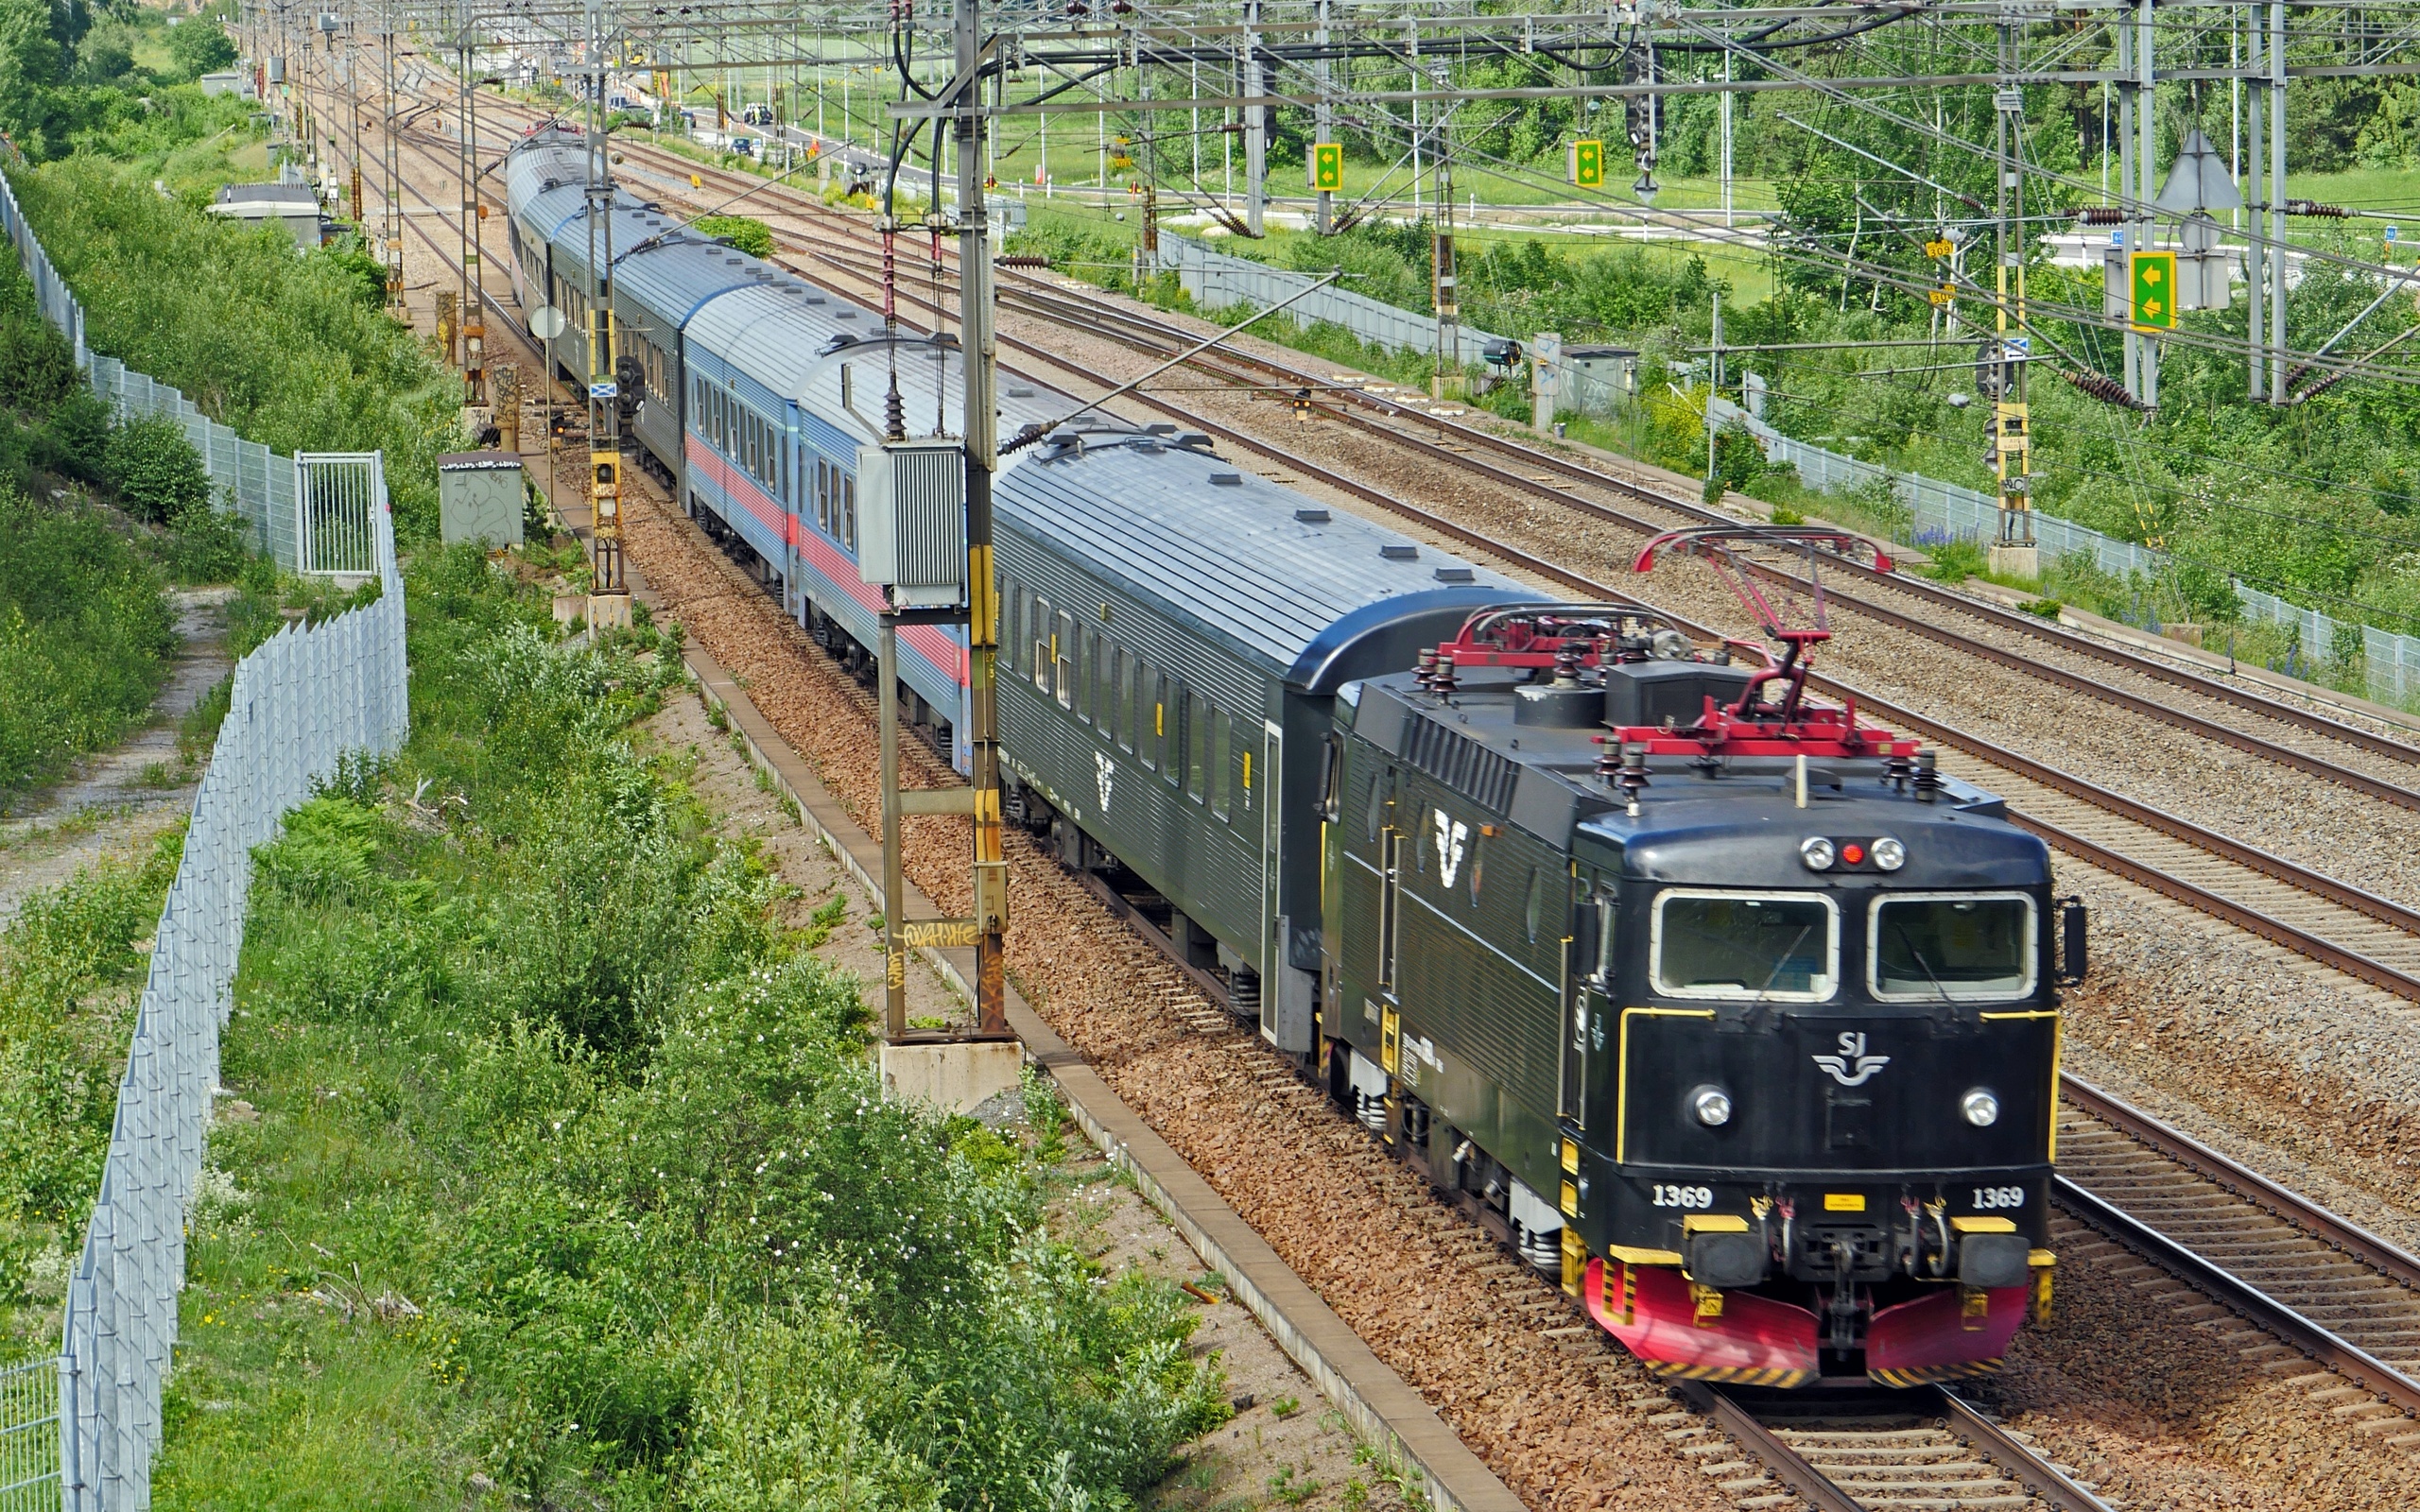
[293,453,390,577]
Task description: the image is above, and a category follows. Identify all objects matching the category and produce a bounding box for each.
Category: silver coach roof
[684,278,1070,443]
[1000,436,1524,680]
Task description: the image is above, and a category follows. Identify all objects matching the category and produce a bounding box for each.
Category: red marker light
[1841,843,1866,866]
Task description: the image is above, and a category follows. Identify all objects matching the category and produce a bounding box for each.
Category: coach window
[1112,648,1133,751]
[1075,628,1096,723]
[1185,693,1210,801]
[1054,611,1076,709]
[1000,585,1019,677]
[1160,677,1184,785]
[1030,596,1055,696]
[1132,657,1155,767]
[842,476,857,549]
[1208,708,1232,819]
[1097,641,1119,739]
[814,460,829,531]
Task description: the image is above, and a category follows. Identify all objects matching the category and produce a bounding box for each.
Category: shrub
[165,20,236,81]
[692,215,774,259]
[105,415,211,524]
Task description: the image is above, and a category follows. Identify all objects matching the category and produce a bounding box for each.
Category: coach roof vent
[1380,543,1419,560]
[1434,566,1474,582]
[1295,508,1331,523]
[1210,472,1243,486]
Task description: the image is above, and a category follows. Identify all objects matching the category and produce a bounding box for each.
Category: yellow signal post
[1309,141,1343,193]
[1569,138,1605,189]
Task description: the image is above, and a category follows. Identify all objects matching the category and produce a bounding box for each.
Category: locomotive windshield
[1868,893,2036,1002]
[1651,892,1839,1002]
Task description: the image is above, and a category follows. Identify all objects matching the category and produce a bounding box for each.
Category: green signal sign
[2130,249,2177,332]
[1569,139,1606,189]
[1309,142,1343,193]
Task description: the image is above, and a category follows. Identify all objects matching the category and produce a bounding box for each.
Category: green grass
[145,545,1228,1510]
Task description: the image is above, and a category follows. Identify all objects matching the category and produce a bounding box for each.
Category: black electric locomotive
[1321,530,2077,1386]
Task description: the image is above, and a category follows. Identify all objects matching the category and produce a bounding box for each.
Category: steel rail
[458,108,2419,795]
[2052,1176,2420,1418]
[2060,1074,2420,1296]
[458,96,2420,796]
[455,95,2420,1004]
[981,276,2420,797]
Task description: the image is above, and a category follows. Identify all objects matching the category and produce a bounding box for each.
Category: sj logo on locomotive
[1433,809,1469,887]
[1812,1031,1891,1087]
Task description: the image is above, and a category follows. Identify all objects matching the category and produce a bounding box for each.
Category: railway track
[553,126,2420,777]
[369,89,2420,1506]
[2056,1076,2420,1427]
[400,101,2420,1006]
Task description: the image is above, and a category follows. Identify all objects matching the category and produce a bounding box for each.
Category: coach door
[1561,867,1615,1128]
[1259,719,1284,1042]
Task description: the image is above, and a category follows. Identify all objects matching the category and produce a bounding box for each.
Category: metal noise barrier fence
[1707,395,2420,708]
[15,456,406,1512]
[1152,232,1513,366]
[0,166,313,575]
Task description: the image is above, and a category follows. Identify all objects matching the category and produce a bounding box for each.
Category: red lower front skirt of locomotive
[1581,1258,2030,1388]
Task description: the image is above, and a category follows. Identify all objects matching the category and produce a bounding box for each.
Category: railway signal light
[2129,249,2177,333]
[1309,141,1342,192]
[1568,138,1605,189]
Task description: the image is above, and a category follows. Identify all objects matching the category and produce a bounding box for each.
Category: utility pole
[956,0,1008,1039]
[375,0,402,319]
[1990,24,2036,578]
[458,0,486,405]
[2118,13,2137,402]
[1313,0,1332,235]
[1242,0,1265,235]
[2269,0,2287,404]
[1430,59,1457,394]
[2247,9,2265,399]
[2135,0,2158,409]
[584,0,630,623]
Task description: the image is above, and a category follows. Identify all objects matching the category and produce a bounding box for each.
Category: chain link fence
[1708,395,2420,707]
[46,459,405,1512]
[0,166,304,572]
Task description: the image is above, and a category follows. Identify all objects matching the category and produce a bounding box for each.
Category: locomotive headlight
[1872,836,1906,871]
[1799,836,1837,871]
[1690,1086,1734,1127]
[1962,1089,2001,1127]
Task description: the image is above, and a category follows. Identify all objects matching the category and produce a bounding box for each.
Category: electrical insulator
[2071,206,2124,226]
[2284,198,2350,219]
[2059,367,2148,412]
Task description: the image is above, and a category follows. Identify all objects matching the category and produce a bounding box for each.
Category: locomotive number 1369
[1651,1184,1715,1209]
[1971,1185,2027,1210]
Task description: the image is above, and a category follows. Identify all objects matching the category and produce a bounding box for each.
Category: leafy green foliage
[0,833,182,1337]
[159,547,1225,1507]
[692,215,774,259]
[164,17,233,81]
[8,158,467,539]
[0,484,174,808]
[105,415,212,524]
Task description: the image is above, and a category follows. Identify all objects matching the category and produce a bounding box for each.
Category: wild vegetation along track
[2055,1075,2420,1428]
[515,113,2420,784]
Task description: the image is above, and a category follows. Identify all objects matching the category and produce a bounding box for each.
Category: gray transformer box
[437,451,527,547]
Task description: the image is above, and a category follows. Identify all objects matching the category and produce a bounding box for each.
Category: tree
[165,17,233,81]
[105,415,211,523]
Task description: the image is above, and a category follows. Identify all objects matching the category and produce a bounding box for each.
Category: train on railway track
[505,125,2082,1389]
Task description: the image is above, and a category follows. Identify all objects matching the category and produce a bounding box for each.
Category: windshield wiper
[1891,922,1955,1004]
[1745,922,1818,1018]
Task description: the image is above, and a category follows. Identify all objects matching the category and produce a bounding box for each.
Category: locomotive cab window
[1651,890,1839,1002]
[1868,892,2036,1002]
